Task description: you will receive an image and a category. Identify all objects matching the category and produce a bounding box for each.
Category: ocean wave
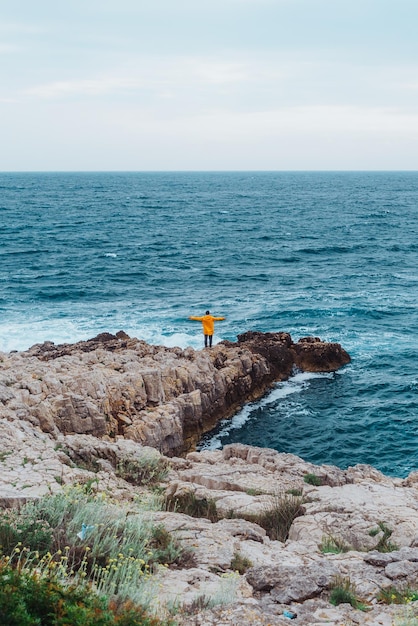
[1,171,417,476]
[198,371,330,451]
[297,244,366,255]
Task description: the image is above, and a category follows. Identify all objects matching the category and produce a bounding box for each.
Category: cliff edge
[0,330,350,456]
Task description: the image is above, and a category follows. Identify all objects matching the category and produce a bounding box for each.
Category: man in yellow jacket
[189,310,226,347]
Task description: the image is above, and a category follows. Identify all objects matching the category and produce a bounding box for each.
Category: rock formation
[3,332,417,623]
[0,330,350,456]
[1,431,418,624]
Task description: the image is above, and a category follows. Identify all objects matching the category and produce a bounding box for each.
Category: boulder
[246,561,339,602]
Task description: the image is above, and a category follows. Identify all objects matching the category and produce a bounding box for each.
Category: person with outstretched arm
[189,310,226,347]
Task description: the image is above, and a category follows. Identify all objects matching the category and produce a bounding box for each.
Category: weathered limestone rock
[0,331,350,456]
[246,560,339,602]
[0,418,418,624]
[152,512,241,570]
[385,559,418,581]
[177,600,406,626]
[151,567,253,617]
[289,480,418,549]
[3,332,418,625]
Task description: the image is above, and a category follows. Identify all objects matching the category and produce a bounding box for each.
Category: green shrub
[0,559,168,626]
[149,525,185,566]
[0,508,53,556]
[330,584,358,608]
[377,586,418,605]
[0,486,188,610]
[230,552,252,574]
[303,473,323,486]
[369,521,399,553]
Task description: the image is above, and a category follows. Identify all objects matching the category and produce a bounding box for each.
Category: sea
[0,171,417,478]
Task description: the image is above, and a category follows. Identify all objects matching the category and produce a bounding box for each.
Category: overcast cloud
[1,0,418,170]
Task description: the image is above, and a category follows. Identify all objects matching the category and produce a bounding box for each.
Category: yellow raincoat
[189,313,225,336]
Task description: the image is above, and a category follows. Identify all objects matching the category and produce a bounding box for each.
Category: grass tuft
[242,492,304,542]
[320,534,350,554]
[303,473,323,486]
[165,491,219,522]
[116,451,169,486]
[369,521,399,553]
[230,552,253,574]
[329,575,368,611]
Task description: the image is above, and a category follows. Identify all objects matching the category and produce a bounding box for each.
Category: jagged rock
[364,547,418,567]
[2,332,417,625]
[0,331,349,456]
[0,422,418,624]
[293,336,351,372]
[237,331,350,376]
[385,560,418,580]
[246,561,339,603]
[364,551,397,567]
[289,480,418,549]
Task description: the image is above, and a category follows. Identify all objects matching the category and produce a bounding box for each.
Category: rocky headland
[2,329,350,456]
[1,331,418,625]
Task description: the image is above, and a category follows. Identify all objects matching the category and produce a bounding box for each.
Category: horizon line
[1,169,418,174]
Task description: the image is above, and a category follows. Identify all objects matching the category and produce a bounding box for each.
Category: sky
[1,0,418,171]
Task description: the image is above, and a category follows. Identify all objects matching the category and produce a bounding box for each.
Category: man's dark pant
[204,334,213,347]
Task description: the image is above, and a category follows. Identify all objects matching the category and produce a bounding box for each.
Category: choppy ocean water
[0,171,417,477]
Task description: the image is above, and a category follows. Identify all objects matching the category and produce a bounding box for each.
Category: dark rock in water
[293,336,351,372]
[87,332,119,343]
[237,331,295,381]
[237,330,350,375]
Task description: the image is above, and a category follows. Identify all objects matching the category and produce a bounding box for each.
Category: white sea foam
[198,370,330,451]
[0,316,227,353]
[134,329,203,350]
[0,320,91,353]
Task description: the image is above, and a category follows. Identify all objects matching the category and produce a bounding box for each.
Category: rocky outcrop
[236,331,350,375]
[0,331,350,456]
[17,330,416,625]
[3,332,418,624]
[148,444,418,625]
[1,431,416,624]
